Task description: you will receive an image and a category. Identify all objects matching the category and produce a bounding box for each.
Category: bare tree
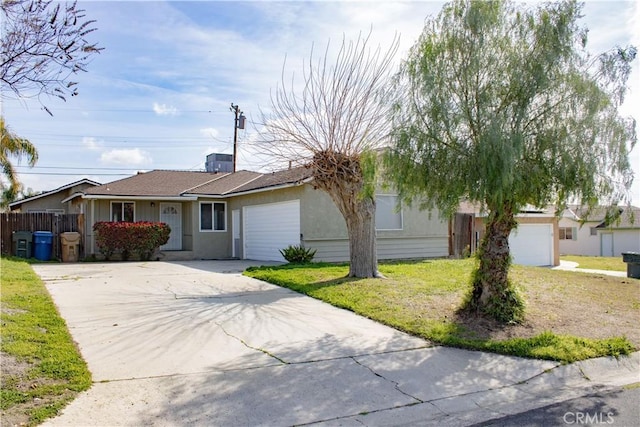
[257,32,399,278]
[1,0,102,113]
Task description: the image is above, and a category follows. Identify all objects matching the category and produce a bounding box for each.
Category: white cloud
[153,102,179,116]
[199,127,220,138]
[100,149,152,166]
[82,137,103,151]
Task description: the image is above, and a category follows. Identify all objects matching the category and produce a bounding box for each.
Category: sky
[2,0,639,203]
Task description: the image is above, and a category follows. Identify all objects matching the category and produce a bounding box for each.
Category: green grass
[1,257,92,426]
[560,255,627,271]
[245,259,635,363]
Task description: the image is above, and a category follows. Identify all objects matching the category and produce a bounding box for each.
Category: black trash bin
[12,231,33,258]
[622,252,640,279]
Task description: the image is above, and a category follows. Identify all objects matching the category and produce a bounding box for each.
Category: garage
[243,200,300,261]
[509,223,554,266]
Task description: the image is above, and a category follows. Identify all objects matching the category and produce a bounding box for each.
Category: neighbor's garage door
[244,200,300,261]
[509,224,554,266]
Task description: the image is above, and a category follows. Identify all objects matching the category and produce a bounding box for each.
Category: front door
[160,203,182,250]
[601,233,614,257]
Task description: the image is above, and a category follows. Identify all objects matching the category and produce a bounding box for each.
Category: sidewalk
[552,260,627,278]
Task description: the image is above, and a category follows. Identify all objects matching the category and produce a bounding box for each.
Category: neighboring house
[78,167,449,262]
[9,179,101,214]
[559,205,640,257]
[457,202,559,266]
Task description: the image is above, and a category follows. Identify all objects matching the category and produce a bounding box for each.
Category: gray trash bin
[12,231,33,258]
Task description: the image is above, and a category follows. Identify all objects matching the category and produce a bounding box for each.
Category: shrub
[93,222,171,261]
[279,244,317,264]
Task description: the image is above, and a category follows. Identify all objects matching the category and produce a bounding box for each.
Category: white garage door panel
[509,224,553,266]
[244,200,300,261]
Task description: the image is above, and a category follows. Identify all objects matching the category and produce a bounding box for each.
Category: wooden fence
[449,213,475,258]
[1,213,84,260]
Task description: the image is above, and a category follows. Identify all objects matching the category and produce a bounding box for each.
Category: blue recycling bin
[33,231,54,261]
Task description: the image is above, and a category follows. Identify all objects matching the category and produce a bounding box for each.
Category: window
[376,195,402,230]
[590,227,598,236]
[111,202,134,222]
[200,202,226,231]
[559,227,574,240]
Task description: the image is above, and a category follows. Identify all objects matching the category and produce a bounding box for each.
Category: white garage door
[509,224,554,266]
[244,200,300,261]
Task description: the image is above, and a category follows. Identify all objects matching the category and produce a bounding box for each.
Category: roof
[84,170,229,197]
[457,201,553,216]
[82,167,313,199]
[563,205,614,222]
[229,167,312,194]
[9,178,101,209]
[564,204,640,229]
[595,206,640,229]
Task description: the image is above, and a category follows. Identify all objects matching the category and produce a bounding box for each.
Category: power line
[14,166,143,171]
[17,172,133,176]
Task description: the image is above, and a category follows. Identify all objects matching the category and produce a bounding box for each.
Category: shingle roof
[564,204,640,229]
[82,167,313,198]
[84,170,228,197]
[9,178,101,207]
[229,167,312,194]
[187,170,262,195]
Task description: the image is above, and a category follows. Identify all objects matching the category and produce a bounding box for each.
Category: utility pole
[230,103,245,172]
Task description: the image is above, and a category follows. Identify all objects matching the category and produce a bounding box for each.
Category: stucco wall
[15,183,96,214]
[189,198,230,259]
[228,183,448,262]
[557,218,601,256]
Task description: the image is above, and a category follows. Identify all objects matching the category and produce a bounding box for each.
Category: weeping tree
[257,33,399,278]
[1,0,102,114]
[1,117,38,208]
[386,0,636,322]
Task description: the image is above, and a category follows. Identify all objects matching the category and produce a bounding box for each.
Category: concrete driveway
[34,261,637,426]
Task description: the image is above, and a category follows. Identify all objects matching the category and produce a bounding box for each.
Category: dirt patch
[1,352,31,427]
[454,269,640,346]
[1,351,78,427]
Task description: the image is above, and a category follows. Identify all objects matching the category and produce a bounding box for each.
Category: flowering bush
[93,221,171,261]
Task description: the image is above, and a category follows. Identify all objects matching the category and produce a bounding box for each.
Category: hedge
[93,221,171,261]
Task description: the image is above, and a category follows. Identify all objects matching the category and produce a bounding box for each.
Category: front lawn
[245,259,638,363]
[1,257,92,426]
[560,255,627,271]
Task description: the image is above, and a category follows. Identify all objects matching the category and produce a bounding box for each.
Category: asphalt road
[477,386,640,427]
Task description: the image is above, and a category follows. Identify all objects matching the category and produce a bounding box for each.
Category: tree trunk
[344,196,379,278]
[467,207,524,322]
[312,151,380,278]
[321,181,380,278]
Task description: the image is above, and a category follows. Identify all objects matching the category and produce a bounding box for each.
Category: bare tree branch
[1,0,102,111]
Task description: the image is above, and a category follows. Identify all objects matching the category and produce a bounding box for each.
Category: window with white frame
[111,202,135,222]
[376,195,402,230]
[200,202,226,231]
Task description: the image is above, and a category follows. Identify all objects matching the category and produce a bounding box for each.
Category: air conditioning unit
[205,153,233,173]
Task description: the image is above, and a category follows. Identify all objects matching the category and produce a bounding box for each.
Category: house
[9,178,101,214]
[560,205,640,256]
[456,202,559,266]
[77,167,449,262]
